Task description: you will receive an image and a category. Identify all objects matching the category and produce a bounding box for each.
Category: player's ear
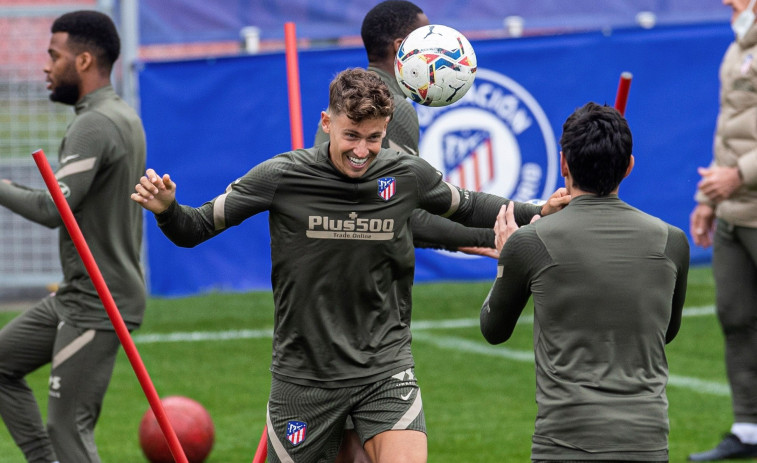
[76,50,94,73]
[559,151,569,177]
[624,154,635,179]
[392,37,404,56]
[321,111,331,134]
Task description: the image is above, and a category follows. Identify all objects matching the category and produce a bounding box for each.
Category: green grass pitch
[0,265,740,461]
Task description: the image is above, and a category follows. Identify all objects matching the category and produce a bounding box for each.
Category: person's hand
[689,203,715,248]
[456,246,500,259]
[494,202,523,254]
[697,165,742,203]
[539,187,571,216]
[131,168,176,214]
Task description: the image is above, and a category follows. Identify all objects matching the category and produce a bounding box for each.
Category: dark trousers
[0,296,120,462]
[713,219,757,423]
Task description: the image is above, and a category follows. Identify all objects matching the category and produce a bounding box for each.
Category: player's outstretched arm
[131,168,176,214]
[409,209,497,257]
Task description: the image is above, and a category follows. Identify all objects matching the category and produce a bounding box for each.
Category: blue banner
[139,22,731,296]
[134,0,729,45]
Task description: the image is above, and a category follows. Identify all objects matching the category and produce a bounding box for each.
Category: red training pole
[252,424,268,463]
[614,71,632,116]
[285,21,305,150]
[31,149,189,463]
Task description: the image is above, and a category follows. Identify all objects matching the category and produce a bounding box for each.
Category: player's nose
[354,139,369,156]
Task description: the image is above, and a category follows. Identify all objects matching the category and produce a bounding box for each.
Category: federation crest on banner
[286,420,307,446]
[377,177,396,201]
[417,68,557,204]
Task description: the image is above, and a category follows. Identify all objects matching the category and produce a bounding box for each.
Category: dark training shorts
[265,368,425,462]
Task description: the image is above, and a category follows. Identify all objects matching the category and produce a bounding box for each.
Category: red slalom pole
[31,149,188,463]
[252,424,268,463]
[285,21,305,150]
[614,71,632,116]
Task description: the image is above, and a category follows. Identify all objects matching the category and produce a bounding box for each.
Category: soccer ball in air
[394,24,477,107]
[138,396,215,463]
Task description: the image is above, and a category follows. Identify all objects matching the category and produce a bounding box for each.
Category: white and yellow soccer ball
[394,24,477,107]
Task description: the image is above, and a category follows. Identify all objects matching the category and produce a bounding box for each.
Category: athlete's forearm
[480,232,536,344]
[665,228,691,343]
[480,280,527,344]
[0,180,62,228]
[410,209,494,250]
[448,188,541,228]
[155,200,219,248]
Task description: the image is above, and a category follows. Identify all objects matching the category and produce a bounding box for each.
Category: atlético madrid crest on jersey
[416,68,558,206]
[286,420,307,446]
[378,177,396,201]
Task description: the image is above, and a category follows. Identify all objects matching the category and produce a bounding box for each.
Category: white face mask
[733,0,757,40]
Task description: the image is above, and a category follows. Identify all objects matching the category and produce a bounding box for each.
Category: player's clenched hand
[131,168,176,214]
[539,187,571,216]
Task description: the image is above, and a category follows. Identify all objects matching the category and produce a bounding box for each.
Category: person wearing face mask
[688,0,757,460]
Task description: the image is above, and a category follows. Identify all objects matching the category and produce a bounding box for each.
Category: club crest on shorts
[378,177,396,201]
[286,420,307,446]
[416,68,558,204]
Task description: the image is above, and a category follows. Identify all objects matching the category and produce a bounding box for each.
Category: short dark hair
[361,1,424,63]
[328,68,395,123]
[52,10,120,71]
[559,102,633,196]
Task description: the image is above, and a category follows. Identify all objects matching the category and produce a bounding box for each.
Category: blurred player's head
[46,10,120,105]
[361,1,429,69]
[321,68,394,178]
[559,102,633,197]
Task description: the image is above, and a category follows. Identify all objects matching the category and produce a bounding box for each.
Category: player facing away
[0,10,146,463]
[132,68,570,463]
[481,102,689,462]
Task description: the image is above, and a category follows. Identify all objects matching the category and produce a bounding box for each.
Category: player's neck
[370,60,394,76]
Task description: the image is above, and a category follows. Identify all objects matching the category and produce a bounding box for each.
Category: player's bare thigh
[335,429,371,463]
[364,429,427,463]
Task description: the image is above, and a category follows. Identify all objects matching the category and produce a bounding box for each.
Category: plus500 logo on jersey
[306,212,396,240]
[417,68,558,204]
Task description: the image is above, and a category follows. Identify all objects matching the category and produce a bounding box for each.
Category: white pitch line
[411,305,715,330]
[133,328,272,344]
[132,305,716,343]
[131,305,726,396]
[412,331,534,362]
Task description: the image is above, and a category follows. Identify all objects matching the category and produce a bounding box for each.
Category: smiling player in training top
[133,68,569,463]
